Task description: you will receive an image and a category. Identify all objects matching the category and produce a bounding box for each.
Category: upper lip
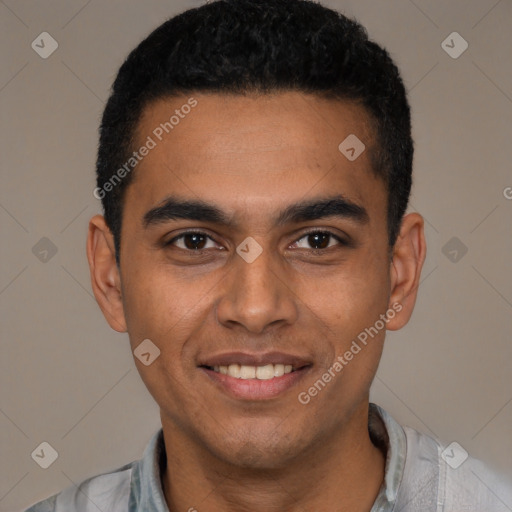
[198,351,312,368]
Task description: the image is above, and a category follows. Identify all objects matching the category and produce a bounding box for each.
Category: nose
[215,244,298,334]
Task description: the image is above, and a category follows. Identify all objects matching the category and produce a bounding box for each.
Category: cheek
[120,261,198,348]
[297,253,390,339]
[119,264,209,407]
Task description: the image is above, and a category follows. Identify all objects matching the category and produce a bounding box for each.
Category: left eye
[292,231,345,250]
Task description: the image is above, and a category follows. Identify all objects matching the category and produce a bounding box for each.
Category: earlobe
[86,214,127,333]
[386,213,426,331]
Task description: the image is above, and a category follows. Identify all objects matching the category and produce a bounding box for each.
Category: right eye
[165,231,222,252]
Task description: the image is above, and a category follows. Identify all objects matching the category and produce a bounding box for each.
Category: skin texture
[87,92,426,511]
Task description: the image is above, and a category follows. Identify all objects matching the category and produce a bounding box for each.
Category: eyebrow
[142,194,369,229]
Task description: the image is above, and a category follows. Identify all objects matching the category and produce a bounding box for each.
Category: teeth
[256,364,274,380]
[274,364,285,377]
[214,363,295,379]
[228,364,241,378]
[240,365,256,379]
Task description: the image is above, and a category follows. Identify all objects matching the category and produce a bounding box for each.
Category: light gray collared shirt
[25,403,512,511]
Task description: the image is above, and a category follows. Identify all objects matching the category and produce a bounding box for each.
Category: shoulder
[25,428,165,512]
[401,425,512,511]
[24,461,134,512]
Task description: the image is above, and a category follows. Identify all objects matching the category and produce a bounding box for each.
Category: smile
[204,363,295,380]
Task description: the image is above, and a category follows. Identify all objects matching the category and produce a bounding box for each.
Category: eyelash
[165,229,349,252]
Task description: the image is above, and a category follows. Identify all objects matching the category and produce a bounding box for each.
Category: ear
[86,214,127,332]
[386,212,426,331]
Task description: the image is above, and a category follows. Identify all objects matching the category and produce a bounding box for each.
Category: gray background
[1,0,511,510]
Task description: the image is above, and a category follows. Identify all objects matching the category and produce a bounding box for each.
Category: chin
[227,444,296,470]
[211,427,306,471]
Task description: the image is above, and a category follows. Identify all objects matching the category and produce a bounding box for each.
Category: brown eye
[166,232,218,251]
[307,232,330,249]
[293,231,345,250]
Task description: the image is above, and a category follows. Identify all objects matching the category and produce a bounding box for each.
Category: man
[26,0,512,510]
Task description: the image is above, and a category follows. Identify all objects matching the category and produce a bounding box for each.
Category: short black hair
[96,0,413,266]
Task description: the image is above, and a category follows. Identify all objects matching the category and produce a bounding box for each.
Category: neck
[160,402,386,512]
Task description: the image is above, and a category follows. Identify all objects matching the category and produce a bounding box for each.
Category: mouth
[201,363,299,380]
[198,352,312,400]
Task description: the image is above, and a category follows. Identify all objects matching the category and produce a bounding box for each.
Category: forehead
[125,92,385,229]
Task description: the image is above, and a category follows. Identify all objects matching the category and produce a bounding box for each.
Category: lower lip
[200,367,310,400]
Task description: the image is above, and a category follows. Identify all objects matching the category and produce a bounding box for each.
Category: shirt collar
[130,403,407,511]
[368,403,407,510]
[129,429,168,511]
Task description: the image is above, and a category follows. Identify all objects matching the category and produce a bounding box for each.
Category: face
[88,92,424,468]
